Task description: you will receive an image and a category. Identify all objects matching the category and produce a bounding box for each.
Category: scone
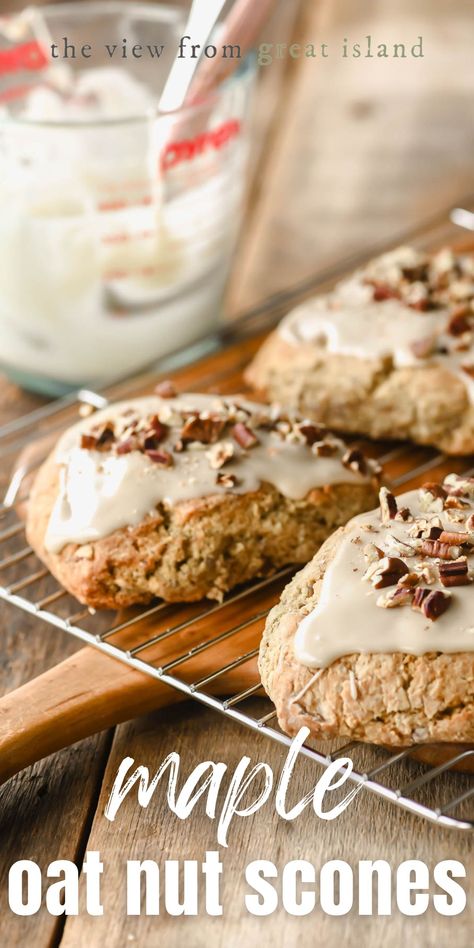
[26,388,380,608]
[259,474,474,746]
[246,246,474,455]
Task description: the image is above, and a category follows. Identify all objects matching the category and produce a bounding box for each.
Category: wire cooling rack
[1,203,474,832]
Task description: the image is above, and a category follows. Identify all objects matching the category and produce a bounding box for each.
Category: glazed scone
[259,474,474,746]
[246,246,474,455]
[26,388,380,608]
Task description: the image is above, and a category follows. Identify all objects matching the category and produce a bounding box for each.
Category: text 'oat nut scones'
[246,246,474,454]
[259,474,474,747]
[26,387,380,608]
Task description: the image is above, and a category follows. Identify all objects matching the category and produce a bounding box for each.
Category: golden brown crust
[259,527,474,746]
[246,333,474,455]
[26,453,378,608]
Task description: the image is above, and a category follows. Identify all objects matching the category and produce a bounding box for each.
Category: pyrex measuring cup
[0,2,256,394]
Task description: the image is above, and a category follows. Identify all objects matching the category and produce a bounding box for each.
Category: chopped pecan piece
[398,571,421,588]
[444,474,474,497]
[438,530,471,547]
[298,422,327,445]
[377,586,414,608]
[439,558,470,587]
[426,525,443,540]
[206,441,234,470]
[412,587,431,610]
[370,282,400,302]
[145,449,174,466]
[116,436,139,455]
[146,449,173,466]
[444,495,471,510]
[420,539,461,560]
[413,588,452,621]
[80,433,98,450]
[342,448,367,476]
[312,441,338,457]
[401,262,429,283]
[395,506,412,522]
[154,380,177,398]
[363,543,384,564]
[84,422,115,451]
[181,414,225,445]
[232,422,259,450]
[365,555,409,589]
[379,486,398,522]
[143,418,168,451]
[447,306,472,336]
[419,482,447,513]
[216,472,238,488]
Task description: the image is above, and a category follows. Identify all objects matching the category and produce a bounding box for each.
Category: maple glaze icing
[294,478,474,668]
[279,246,474,403]
[45,394,375,553]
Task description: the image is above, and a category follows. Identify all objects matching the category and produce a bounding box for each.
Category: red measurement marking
[0,40,48,76]
[102,230,155,244]
[104,266,158,280]
[0,82,36,104]
[161,118,241,171]
[98,196,153,212]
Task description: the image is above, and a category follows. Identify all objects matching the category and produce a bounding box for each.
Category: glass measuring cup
[0,2,256,394]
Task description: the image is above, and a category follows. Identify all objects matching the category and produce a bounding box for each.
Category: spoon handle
[159,0,228,112]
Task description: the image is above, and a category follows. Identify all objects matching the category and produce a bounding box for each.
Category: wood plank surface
[60,704,474,948]
[228,0,474,313]
[0,1,473,946]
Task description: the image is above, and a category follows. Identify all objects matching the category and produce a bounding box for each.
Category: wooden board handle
[0,642,257,784]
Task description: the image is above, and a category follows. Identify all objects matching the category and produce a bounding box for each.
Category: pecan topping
[342,448,367,476]
[398,571,421,588]
[312,441,338,457]
[116,436,139,455]
[377,586,414,608]
[216,472,238,488]
[365,556,409,589]
[447,306,472,336]
[181,415,225,444]
[379,486,398,522]
[412,587,431,610]
[419,482,447,512]
[205,441,234,470]
[298,422,327,445]
[420,539,461,560]
[395,506,412,522]
[370,282,401,302]
[154,380,177,399]
[413,588,452,621]
[80,433,98,450]
[145,449,173,466]
[81,422,116,451]
[438,530,471,547]
[445,495,471,510]
[444,474,474,497]
[363,543,384,564]
[232,422,259,450]
[439,558,470,588]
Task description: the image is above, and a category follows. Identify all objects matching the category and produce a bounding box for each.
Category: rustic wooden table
[1,1,473,945]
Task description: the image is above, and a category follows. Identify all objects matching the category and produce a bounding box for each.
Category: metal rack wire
[1,203,474,831]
